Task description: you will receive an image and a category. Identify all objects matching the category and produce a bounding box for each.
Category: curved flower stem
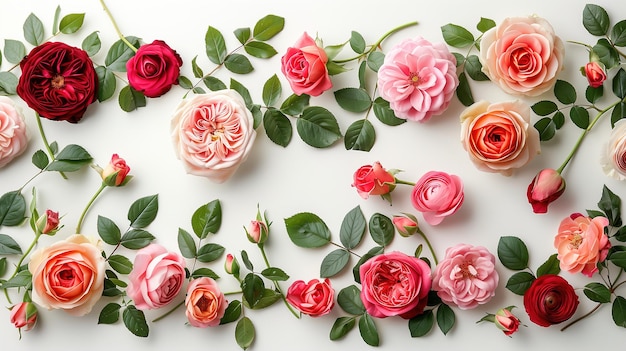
[258,245,300,318]
[395,179,416,186]
[560,302,603,331]
[76,183,106,233]
[416,228,438,265]
[35,113,66,179]
[98,0,137,53]
[152,300,184,323]
[6,232,43,304]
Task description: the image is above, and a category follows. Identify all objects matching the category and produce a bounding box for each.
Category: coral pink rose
[602,119,626,180]
[28,234,105,316]
[185,277,227,328]
[101,153,131,186]
[411,171,464,225]
[527,168,566,213]
[286,278,335,317]
[432,244,499,310]
[126,40,183,98]
[554,213,610,277]
[171,89,256,183]
[584,61,606,88]
[9,302,37,332]
[479,15,564,96]
[460,100,540,176]
[377,37,458,122]
[523,274,578,327]
[127,244,186,310]
[359,251,431,319]
[281,32,332,96]
[352,161,396,199]
[0,96,28,168]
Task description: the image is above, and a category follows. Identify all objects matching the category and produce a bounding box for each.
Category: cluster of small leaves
[582,4,626,73]
[440,18,494,106]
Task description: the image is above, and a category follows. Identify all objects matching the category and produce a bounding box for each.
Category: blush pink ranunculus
[281,32,332,96]
[359,251,431,319]
[554,213,610,277]
[28,234,106,316]
[432,244,499,310]
[460,100,540,176]
[352,161,396,199]
[185,277,227,328]
[0,96,28,169]
[602,119,626,180]
[479,15,564,96]
[127,244,186,310]
[377,36,458,122]
[171,89,256,183]
[411,171,464,226]
[126,40,183,98]
[286,278,335,317]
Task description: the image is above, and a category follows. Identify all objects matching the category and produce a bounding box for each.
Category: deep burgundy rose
[523,274,578,327]
[17,42,98,123]
[126,40,182,98]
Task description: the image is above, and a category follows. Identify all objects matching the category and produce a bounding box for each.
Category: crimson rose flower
[126,40,183,98]
[17,42,98,123]
[523,274,578,327]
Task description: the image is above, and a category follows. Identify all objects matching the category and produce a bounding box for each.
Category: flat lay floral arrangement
[2,1,626,349]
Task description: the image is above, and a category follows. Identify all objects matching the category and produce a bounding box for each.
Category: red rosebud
[494,308,521,336]
[352,162,396,200]
[9,302,38,333]
[36,209,60,235]
[527,168,566,214]
[101,154,131,186]
[583,62,606,88]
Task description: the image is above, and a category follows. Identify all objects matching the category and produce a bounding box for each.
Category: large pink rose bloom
[0,96,28,168]
[411,171,464,226]
[602,119,626,180]
[171,89,256,183]
[377,37,458,122]
[480,15,564,96]
[432,244,499,310]
[554,213,610,277]
[281,32,332,96]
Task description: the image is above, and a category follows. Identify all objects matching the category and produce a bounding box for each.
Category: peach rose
[28,234,105,316]
[479,15,564,96]
[0,96,28,169]
[280,32,332,96]
[171,89,256,183]
[602,119,626,180]
[554,213,610,277]
[185,277,227,328]
[460,100,540,176]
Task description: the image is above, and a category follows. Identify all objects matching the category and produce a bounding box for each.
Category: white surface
[0,0,624,350]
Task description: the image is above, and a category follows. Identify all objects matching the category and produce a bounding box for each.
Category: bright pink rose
[480,15,564,96]
[527,168,566,213]
[0,96,28,168]
[584,61,606,88]
[352,161,396,199]
[460,100,540,176]
[432,244,498,310]
[126,40,183,98]
[281,32,332,96]
[286,278,335,317]
[359,251,431,319]
[101,153,131,186]
[602,119,626,180]
[554,213,610,277]
[9,302,37,332]
[377,36,458,122]
[127,244,186,310]
[171,89,256,183]
[185,277,227,328]
[28,234,105,316]
[411,171,464,225]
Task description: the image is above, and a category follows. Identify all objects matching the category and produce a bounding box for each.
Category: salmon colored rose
[460,100,540,176]
[527,168,566,213]
[28,234,105,316]
[554,213,610,277]
[286,278,335,317]
[185,277,227,328]
[411,171,464,226]
[352,161,396,199]
[602,119,626,180]
[9,302,38,333]
[126,40,183,98]
[101,153,132,186]
[281,32,332,96]
[523,274,578,327]
[479,15,564,96]
[584,61,606,88]
[0,96,28,168]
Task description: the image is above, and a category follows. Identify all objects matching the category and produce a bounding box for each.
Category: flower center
[196,295,209,311]
[51,75,65,89]
[409,72,420,86]
[544,292,558,308]
[569,233,583,249]
[459,261,478,279]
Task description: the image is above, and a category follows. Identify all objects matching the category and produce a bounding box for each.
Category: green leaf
[284,212,331,248]
[594,39,620,69]
[220,300,242,325]
[409,310,434,337]
[615,226,626,242]
[330,317,356,340]
[534,117,557,141]
[250,289,281,310]
[583,4,610,36]
[366,51,385,72]
[0,71,18,95]
[553,111,565,129]
[197,243,225,263]
[339,205,366,249]
[52,6,61,34]
[235,317,255,350]
[123,305,149,337]
[225,53,254,74]
[31,150,48,170]
[280,93,310,116]
[337,285,365,315]
[497,236,529,270]
[46,160,87,172]
[584,282,611,303]
[191,267,220,280]
[506,271,536,295]
[613,68,626,99]
[205,26,227,64]
[350,31,366,54]
[178,228,197,259]
[56,144,92,162]
[59,13,84,34]
[191,199,222,239]
[464,55,489,81]
[358,61,367,89]
[230,79,253,107]
[0,257,6,276]
[612,296,626,327]
[204,76,226,91]
[118,85,146,112]
[262,74,281,106]
[320,249,350,278]
[261,267,289,281]
[263,108,292,147]
[0,234,22,255]
[23,13,45,46]
[598,185,622,227]
[241,273,265,308]
[297,106,342,148]
[554,80,577,104]
[334,88,371,113]
[108,254,133,275]
[373,97,405,126]
[105,36,140,71]
[82,31,101,56]
[95,66,116,102]
[97,215,121,245]
[252,14,284,41]
[611,20,626,47]
[244,41,277,58]
[0,270,31,289]
[477,17,496,33]
[610,251,626,270]
[4,39,26,64]
[369,213,394,247]
[455,72,474,106]
[531,100,559,116]
[234,27,251,44]
[191,56,203,78]
[436,304,455,335]
[344,119,375,151]
[0,191,26,227]
[536,254,560,276]
[98,303,121,325]
[586,85,604,103]
[441,23,475,47]
[127,194,158,229]
[241,250,253,271]
[178,75,193,90]
[359,313,379,346]
[570,106,590,129]
[611,102,626,128]
[120,229,155,250]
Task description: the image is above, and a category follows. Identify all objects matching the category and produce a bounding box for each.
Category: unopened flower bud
[224,253,240,278]
[246,220,268,244]
[527,168,566,214]
[9,302,38,333]
[494,308,521,336]
[101,154,132,187]
[36,209,59,235]
[582,61,606,88]
[392,213,419,237]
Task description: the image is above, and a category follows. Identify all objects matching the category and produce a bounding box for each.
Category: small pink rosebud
[583,61,606,88]
[527,168,566,214]
[101,154,131,187]
[9,302,38,333]
[37,209,59,235]
[392,214,419,237]
[224,253,240,277]
[494,308,521,336]
[246,220,268,244]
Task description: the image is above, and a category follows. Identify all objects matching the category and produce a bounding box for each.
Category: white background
[1,0,624,350]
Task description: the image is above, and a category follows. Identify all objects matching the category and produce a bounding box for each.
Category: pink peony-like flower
[281,32,332,96]
[584,61,606,88]
[602,119,626,180]
[185,277,227,328]
[126,40,182,98]
[432,244,499,310]
[352,161,396,199]
[377,36,458,122]
[0,96,28,169]
[527,168,566,213]
[554,213,610,277]
[460,100,540,176]
[479,15,564,96]
[286,278,335,317]
[171,89,256,183]
[411,171,464,225]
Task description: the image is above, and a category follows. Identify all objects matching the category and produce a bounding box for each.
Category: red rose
[126,40,182,98]
[523,274,578,327]
[584,62,606,88]
[17,42,98,123]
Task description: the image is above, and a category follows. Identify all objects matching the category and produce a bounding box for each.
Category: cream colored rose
[0,96,28,168]
[602,119,626,180]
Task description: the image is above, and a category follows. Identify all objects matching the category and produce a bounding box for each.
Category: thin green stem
[152,300,184,323]
[98,0,137,53]
[35,113,67,179]
[8,233,42,292]
[416,228,438,265]
[395,179,416,186]
[258,245,300,318]
[76,183,107,233]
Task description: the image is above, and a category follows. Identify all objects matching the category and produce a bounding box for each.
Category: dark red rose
[126,40,182,98]
[523,274,578,327]
[17,42,98,123]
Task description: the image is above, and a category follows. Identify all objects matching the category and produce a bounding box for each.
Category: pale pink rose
[432,244,499,310]
[185,277,227,328]
[602,119,626,180]
[127,244,186,310]
[411,171,464,225]
[28,234,105,316]
[554,213,610,277]
[479,15,564,96]
[171,89,256,183]
[246,220,268,244]
[377,37,458,122]
[281,32,332,96]
[286,278,335,317]
[0,96,28,168]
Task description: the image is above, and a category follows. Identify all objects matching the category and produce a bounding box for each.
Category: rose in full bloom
[359,251,431,319]
[126,40,183,98]
[28,234,105,316]
[171,89,256,183]
[0,96,28,168]
[280,32,332,96]
[432,244,499,310]
[584,61,606,88]
[352,161,396,200]
[411,171,464,225]
[377,37,458,122]
[17,42,98,123]
[392,213,419,237]
[185,277,227,328]
[460,100,540,176]
[494,308,521,336]
[554,213,610,277]
[9,302,38,333]
[523,274,578,327]
[601,119,626,180]
[101,153,131,186]
[527,168,566,213]
[479,15,564,96]
[127,244,186,310]
[35,209,60,235]
[286,278,335,317]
